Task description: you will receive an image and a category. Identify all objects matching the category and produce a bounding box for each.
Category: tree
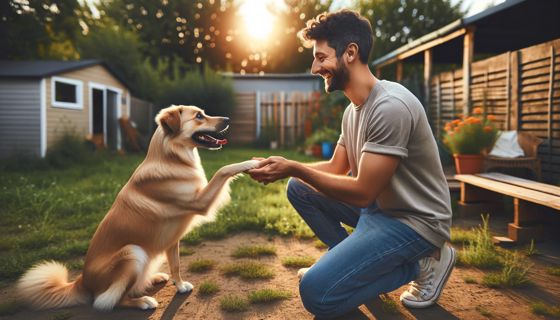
[0,0,90,59]
[355,0,464,61]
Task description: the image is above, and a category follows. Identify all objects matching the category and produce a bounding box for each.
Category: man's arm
[248,152,400,208]
[305,144,350,175]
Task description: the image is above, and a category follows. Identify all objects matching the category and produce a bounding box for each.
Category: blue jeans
[286,178,436,319]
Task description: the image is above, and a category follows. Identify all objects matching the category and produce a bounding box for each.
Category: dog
[17,105,259,311]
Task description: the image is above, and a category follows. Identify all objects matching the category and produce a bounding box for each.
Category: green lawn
[0,148,315,283]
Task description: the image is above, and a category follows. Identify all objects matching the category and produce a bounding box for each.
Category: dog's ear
[156,106,182,135]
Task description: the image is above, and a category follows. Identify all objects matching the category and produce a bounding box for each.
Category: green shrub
[188,259,216,273]
[457,215,502,269]
[248,289,291,304]
[281,256,316,268]
[46,132,96,169]
[482,252,531,288]
[220,295,249,312]
[531,302,560,318]
[197,280,220,296]
[231,245,276,259]
[222,261,274,280]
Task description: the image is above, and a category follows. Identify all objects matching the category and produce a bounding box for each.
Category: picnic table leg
[508,199,546,243]
[458,183,502,217]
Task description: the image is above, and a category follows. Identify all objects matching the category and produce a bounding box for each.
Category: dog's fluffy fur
[17,105,258,311]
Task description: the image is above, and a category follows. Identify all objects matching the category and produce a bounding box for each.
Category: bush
[304,127,340,147]
[156,64,235,117]
[46,132,96,169]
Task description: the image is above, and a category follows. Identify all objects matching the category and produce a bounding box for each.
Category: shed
[224,73,322,146]
[0,60,132,158]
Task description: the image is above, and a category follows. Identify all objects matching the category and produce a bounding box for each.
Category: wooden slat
[476,172,560,196]
[455,174,560,210]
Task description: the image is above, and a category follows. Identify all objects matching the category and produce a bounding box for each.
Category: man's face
[311,40,349,93]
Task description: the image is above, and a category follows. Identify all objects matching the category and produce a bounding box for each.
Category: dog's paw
[174,280,194,294]
[236,159,260,173]
[138,296,159,310]
[151,272,170,284]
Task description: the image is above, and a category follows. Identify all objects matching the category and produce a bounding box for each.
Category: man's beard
[325,58,349,93]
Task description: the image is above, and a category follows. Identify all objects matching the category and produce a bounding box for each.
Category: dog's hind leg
[92,245,151,311]
[166,241,193,294]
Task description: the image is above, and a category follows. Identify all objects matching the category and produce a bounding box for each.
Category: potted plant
[442,107,499,174]
[305,127,340,159]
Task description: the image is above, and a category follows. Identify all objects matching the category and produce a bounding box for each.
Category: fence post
[506,51,511,131]
[280,91,285,147]
[436,75,442,138]
[423,49,432,110]
[255,91,261,139]
[547,46,555,166]
[462,27,475,115]
[510,50,520,131]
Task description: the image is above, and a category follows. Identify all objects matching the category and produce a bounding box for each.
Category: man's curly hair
[298,9,373,64]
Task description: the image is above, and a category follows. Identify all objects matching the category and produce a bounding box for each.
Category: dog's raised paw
[151,272,170,284]
[139,296,159,310]
[240,159,260,172]
[175,281,194,294]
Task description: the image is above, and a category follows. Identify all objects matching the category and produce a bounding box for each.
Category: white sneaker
[400,243,456,308]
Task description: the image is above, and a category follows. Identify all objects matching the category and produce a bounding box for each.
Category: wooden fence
[429,38,560,182]
[229,91,318,147]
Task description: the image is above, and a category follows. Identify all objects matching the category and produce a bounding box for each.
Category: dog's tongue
[217,138,228,145]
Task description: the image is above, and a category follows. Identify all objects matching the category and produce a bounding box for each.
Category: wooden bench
[455,172,560,243]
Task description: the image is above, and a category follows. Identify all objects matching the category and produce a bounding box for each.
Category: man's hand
[247,156,296,184]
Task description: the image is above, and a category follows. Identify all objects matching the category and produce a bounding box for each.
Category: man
[248,9,455,318]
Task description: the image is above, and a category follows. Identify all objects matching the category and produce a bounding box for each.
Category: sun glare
[239,0,275,40]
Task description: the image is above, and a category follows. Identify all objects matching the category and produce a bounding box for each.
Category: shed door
[106,89,119,150]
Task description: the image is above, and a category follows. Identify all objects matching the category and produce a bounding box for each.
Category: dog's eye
[195,113,204,120]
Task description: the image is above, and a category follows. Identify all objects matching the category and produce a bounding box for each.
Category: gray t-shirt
[338,79,451,248]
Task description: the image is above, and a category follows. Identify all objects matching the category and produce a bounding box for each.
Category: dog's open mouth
[192,130,228,148]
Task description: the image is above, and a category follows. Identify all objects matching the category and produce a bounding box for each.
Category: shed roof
[371,0,560,68]
[0,60,131,89]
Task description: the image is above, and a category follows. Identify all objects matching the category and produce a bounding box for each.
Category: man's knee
[286,177,309,202]
[299,269,337,318]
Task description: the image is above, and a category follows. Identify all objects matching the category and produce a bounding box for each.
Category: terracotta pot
[454,154,484,174]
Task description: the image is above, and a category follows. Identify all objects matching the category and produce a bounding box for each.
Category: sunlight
[238,0,275,40]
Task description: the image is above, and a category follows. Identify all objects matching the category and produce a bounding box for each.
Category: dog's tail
[17,261,89,310]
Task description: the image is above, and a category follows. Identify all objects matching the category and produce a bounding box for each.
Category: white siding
[0,79,41,158]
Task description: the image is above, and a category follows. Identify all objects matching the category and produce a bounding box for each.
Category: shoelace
[407,259,435,297]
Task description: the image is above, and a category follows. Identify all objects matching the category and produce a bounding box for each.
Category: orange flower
[454,127,461,133]
[452,119,461,125]
[483,126,494,133]
[487,115,497,121]
[473,107,483,115]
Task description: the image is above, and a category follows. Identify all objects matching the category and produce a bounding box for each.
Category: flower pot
[454,154,484,174]
[321,142,335,159]
[311,144,322,158]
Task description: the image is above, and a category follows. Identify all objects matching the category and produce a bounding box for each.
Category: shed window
[51,77,83,109]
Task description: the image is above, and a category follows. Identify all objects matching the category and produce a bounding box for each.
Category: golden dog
[17,105,258,311]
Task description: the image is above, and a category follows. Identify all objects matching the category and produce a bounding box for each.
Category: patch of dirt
[1,232,559,320]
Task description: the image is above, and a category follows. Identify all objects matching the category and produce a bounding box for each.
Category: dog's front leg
[166,241,193,294]
[181,160,259,212]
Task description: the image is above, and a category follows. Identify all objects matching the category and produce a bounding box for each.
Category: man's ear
[156,106,182,135]
[345,43,359,63]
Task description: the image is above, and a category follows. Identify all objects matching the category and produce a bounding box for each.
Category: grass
[281,256,316,268]
[379,294,400,314]
[220,295,249,312]
[188,259,217,273]
[313,239,328,249]
[231,244,277,258]
[463,276,478,284]
[530,302,560,318]
[475,306,492,317]
[248,288,292,304]
[197,280,220,296]
[0,148,314,281]
[222,261,275,280]
[547,267,560,277]
[482,252,531,288]
[180,246,195,256]
[0,300,23,316]
[450,227,478,245]
[457,215,503,269]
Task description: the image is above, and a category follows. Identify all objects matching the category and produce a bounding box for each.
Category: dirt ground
[2,216,560,320]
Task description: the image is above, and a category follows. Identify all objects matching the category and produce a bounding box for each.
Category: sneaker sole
[401,247,457,309]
